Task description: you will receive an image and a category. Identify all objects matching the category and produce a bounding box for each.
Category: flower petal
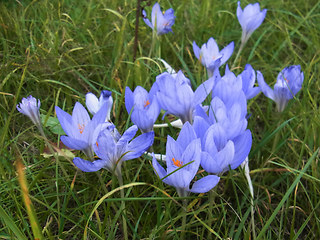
[123,131,154,161]
[73,157,107,172]
[190,175,220,193]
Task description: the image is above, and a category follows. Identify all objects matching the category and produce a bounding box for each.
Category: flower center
[144,100,150,108]
[78,124,85,134]
[284,77,289,83]
[172,157,183,167]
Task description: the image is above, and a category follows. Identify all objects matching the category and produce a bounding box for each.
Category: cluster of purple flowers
[16,1,304,198]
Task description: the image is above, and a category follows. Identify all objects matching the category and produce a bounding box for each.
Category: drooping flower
[73,125,154,174]
[152,122,220,197]
[193,37,234,77]
[155,71,214,123]
[16,95,41,127]
[125,86,160,133]
[55,102,110,158]
[257,65,304,112]
[86,90,113,121]
[237,1,267,44]
[237,64,261,99]
[142,2,176,35]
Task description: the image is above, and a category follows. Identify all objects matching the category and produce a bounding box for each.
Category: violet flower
[237,1,267,45]
[55,102,110,159]
[257,65,304,112]
[193,38,234,77]
[125,86,160,133]
[237,64,261,99]
[73,125,154,175]
[86,90,113,121]
[155,71,214,123]
[142,2,176,35]
[152,122,220,197]
[17,95,41,127]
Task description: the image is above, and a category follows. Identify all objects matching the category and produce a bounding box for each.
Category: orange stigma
[144,100,150,108]
[95,141,99,147]
[284,77,289,83]
[172,157,183,167]
[78,124,85,134]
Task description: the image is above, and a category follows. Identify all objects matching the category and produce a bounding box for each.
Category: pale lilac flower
[142,2,175,35]
[155,71,214,123]
[125,86,160,133]
[55,102,110,158]
[193,38,234,77]
[257,65,304,112]
[17,95,41,127]
[73,125,154,174]
[152,122,220,197]
[237,1,267,44]
[86,90,113,121]
[237,64,261,99]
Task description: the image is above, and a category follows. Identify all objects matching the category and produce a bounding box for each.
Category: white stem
[153,119,183,129]
[241,157,256,239]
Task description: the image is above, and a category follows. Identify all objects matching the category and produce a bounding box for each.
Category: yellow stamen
[172,157,183,167]
[144,100,150,108]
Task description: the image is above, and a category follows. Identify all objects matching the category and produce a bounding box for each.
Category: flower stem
[115,165,128,240]
[242,158,256,240]
[181,198,188,239]
[232,40,246,69]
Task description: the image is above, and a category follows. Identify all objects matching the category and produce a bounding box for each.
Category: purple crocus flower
[257,65,304,112]
[152,122,220,197]
[142,2,175,35]
[55,102,110,158]
[237,1,267,44]
[193,38,234,77]
[73,125,154,174]
[17,95,41,127]
[86,90,113,121]
[125,86,160,133]
[237,64,261,99]
[155,71,214,123]
[194,116,252,175]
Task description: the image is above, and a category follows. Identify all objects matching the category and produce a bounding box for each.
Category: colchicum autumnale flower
[237,1,267,45]
[16,95,41,127]
[142,2,176,35]
[152,122,220,197]
[86,90,113,121]
[73,125,154,175]
[55,102,110,159]
[155,71,214,123]
[257,65,304,112]
[125,86,160,133]
[193,37,234,77]
[237,64,261,99]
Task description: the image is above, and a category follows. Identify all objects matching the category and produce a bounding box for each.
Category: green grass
[1,0,320,239]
